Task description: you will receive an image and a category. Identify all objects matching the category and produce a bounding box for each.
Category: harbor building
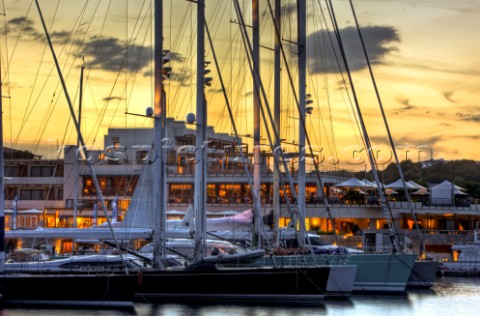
[3,118,480,256]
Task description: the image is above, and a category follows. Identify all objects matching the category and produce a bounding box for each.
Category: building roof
[4,147,42,160]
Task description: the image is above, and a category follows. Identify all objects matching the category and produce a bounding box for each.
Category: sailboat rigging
[345,0,436,288]
[231,0,418,294]
[1,0,432,301]
[0,14,138,306]
[131,0,336,304]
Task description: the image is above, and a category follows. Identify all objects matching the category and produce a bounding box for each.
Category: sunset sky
[1,0,479,170]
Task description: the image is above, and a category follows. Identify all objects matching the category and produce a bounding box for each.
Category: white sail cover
[204,209,253,231]
[171,208,253,231]
[121,163,253,232]
[121,163,155,229]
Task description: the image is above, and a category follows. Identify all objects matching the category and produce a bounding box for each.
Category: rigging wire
[233,0,318,252]
[205,10,271,250]
[348,0,425,255]
[163,2,196,121]
[84,1,151,148]
[315,0,366,168]
[13,0,58,149]
[219,0,249,136]
[307,1,335,166]
[34,0,125,255]
[11,1,99,154]
[81,0,113,145]
[1,0,13,148]
[262,0,343,247]
[87,1,149,144]
[203,0,229,122]
[326,0,400,251]
[26,2,80,156]
[124,0,129,151]
[163,2,197,142]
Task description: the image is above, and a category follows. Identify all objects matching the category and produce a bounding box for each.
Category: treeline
[355,159,480,198]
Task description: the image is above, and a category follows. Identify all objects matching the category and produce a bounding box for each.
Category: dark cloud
[6,16,178,75]
[307,25,400,74]
[396,97,415,108]
[81,36,151,73]
[102,96,124,102]
[391,97,417,115]
[7,16,43,40]
[167,52,185,63]
[8,16,26,26]
[394,136,443,149]
[443,91,457,103]
[80,39,185,74]
[456,113,480,122]
[169,69,194,85]
[50,30,72,45]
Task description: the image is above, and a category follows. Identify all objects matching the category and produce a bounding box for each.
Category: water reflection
[4,277,480,316]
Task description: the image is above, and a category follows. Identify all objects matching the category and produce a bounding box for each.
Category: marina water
[1,276,479,316]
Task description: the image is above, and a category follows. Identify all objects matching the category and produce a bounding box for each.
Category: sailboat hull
[347,253,416,293]
[252,253,416,293]
[0,273,138,308]
[407,260,438,289]
[135,266,330,305]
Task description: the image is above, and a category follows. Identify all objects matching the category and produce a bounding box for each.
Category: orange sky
[1,0,479,170]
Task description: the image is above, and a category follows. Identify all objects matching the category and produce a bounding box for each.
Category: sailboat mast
[348,1,423,255]
[73,61,84,229]
[153,0,166,268]
[326,0,398,250]
[34,0,124,256]
[272,0,281,248]
[0,60,5,272]
[194,0,207,260]
[252,0,261,248]
[297,0,307,244]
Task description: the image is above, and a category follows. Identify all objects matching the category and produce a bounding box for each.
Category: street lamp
[405,150,410,163]
[417,145,434,166]
[418,150,422,164]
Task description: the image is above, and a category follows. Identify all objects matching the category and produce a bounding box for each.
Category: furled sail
[121,163,155,229]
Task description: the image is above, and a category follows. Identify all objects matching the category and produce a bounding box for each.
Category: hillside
[354,159,480,198]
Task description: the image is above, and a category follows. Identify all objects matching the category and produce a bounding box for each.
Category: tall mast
[193,0,207,260]
[34,0,124,259]
[73,61,84,229]
[326,0,398,250]
[252,0,261,248]
[348,0,421,254]
[153,0,166,268]
[0,60,5,272]
[272,0,281,248]
[297,0,307,243]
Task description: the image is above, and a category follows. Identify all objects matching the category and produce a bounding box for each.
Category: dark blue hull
[0,273,138,308]
[135,266,330,305]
